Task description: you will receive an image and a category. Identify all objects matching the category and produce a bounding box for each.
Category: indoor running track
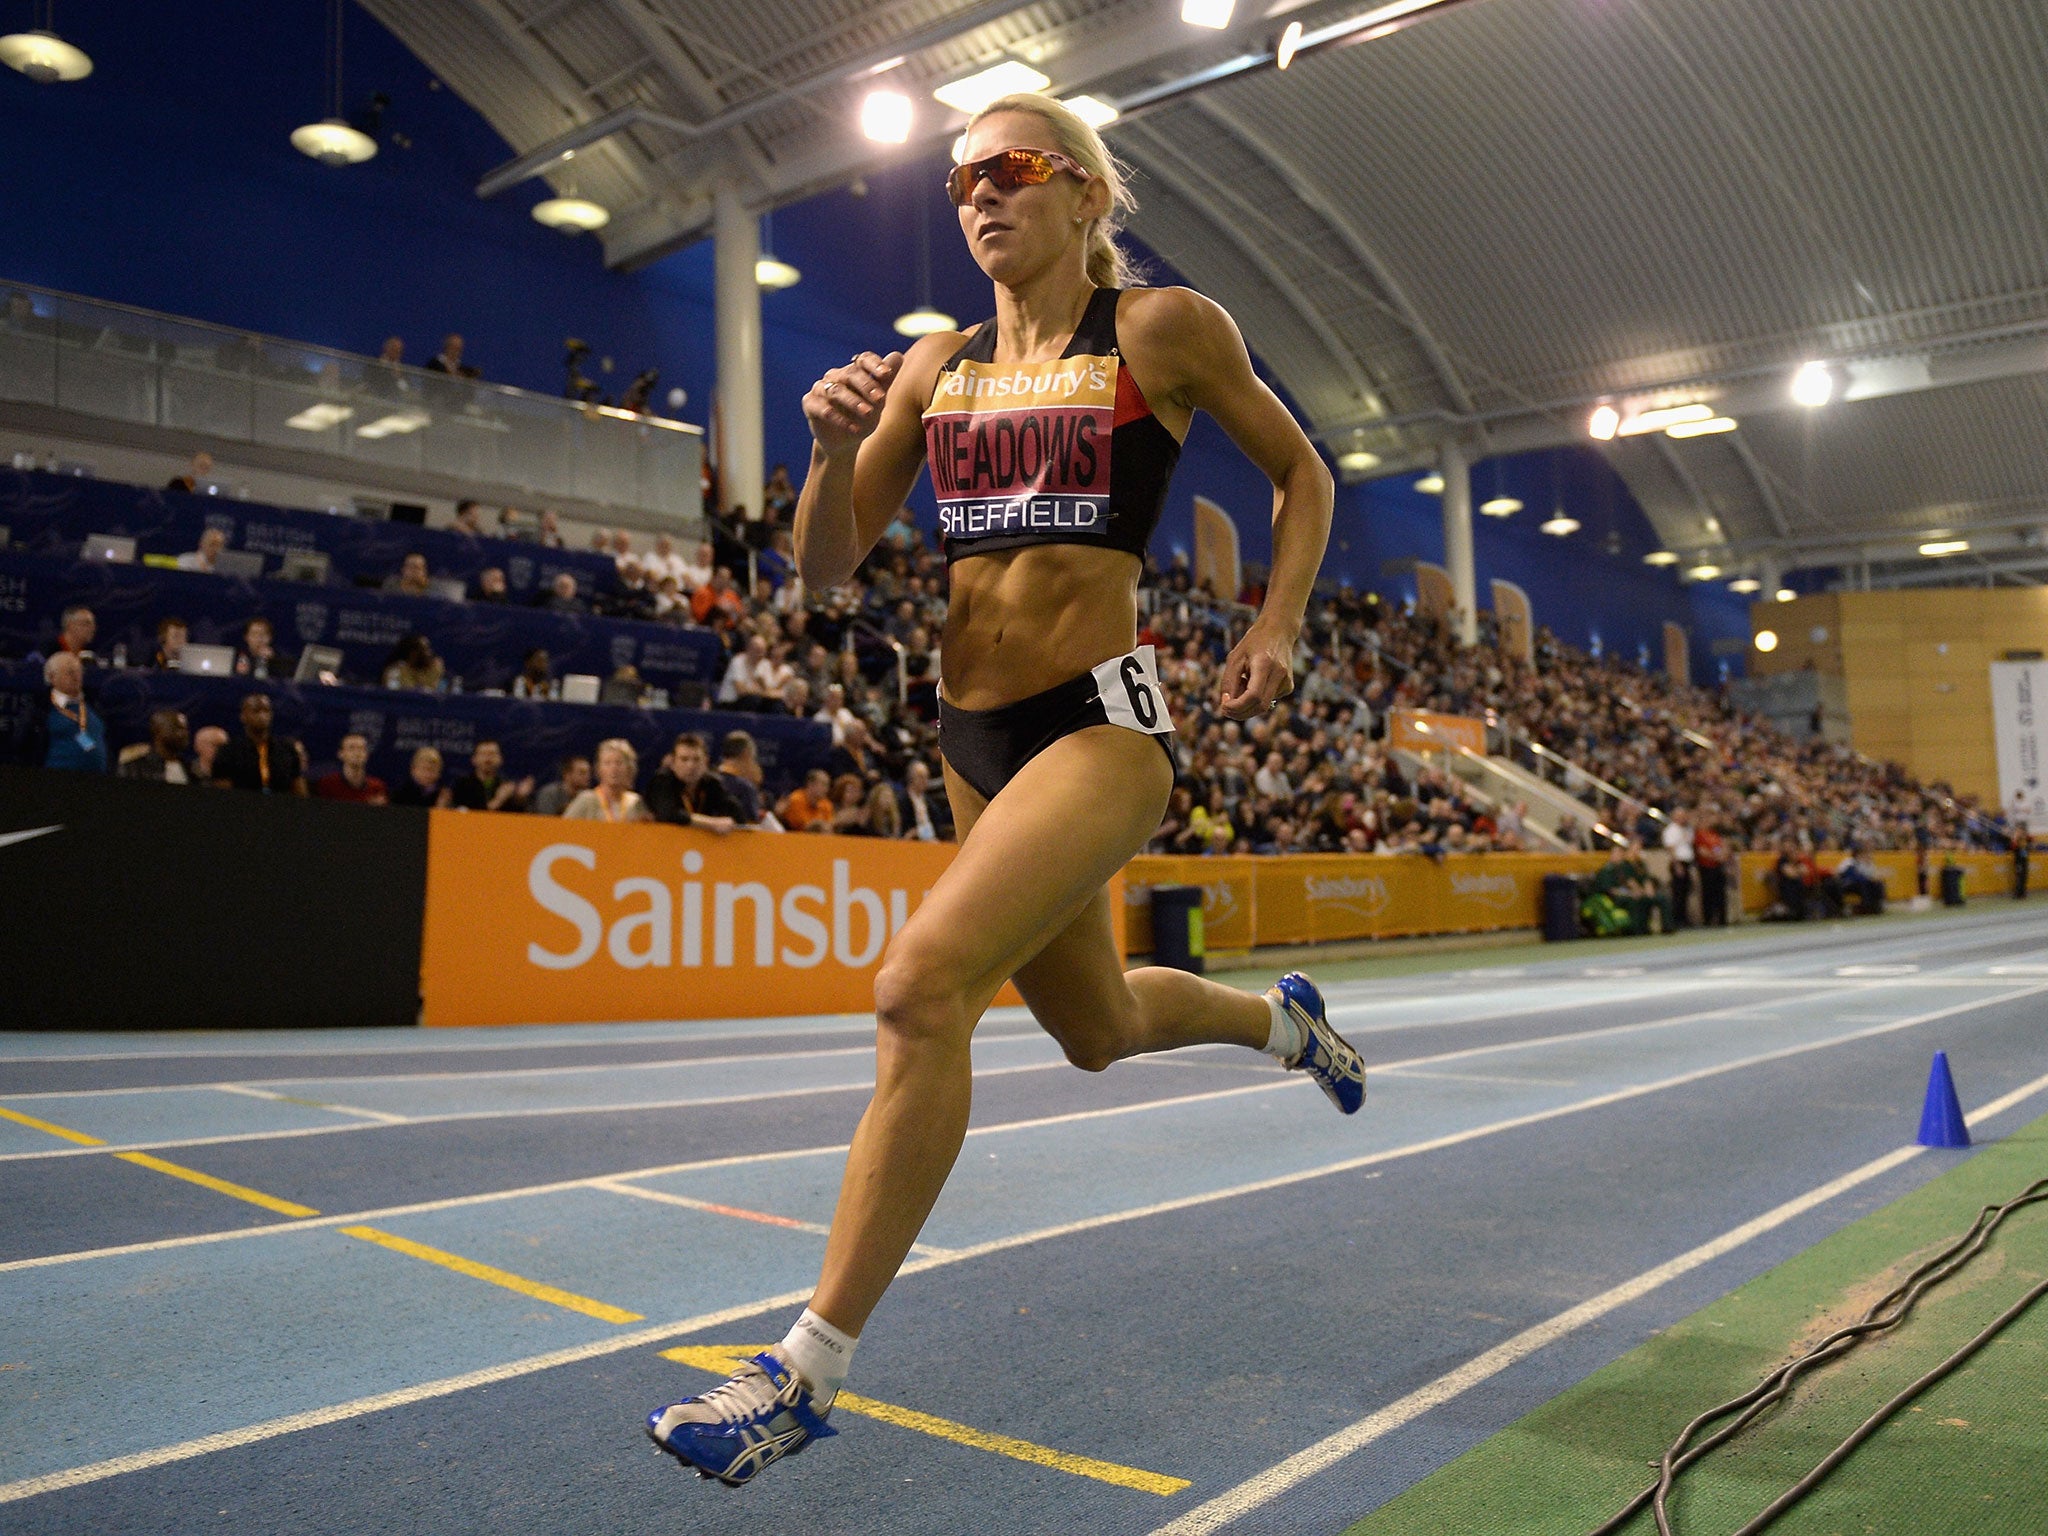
[5,906,2048,1536]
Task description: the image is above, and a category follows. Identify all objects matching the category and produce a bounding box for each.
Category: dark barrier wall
[0,766,426,1029]
[0,551,723,696]
[0,664,832,796]
[0,469,621,598]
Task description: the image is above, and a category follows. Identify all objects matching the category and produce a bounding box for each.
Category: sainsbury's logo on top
[419,813,988,1026]
[928,354,1113,409]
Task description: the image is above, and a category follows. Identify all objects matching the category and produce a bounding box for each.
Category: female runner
[650,93,1367,1486]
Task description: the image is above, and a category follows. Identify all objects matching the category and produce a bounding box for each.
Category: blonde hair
[965,93,1143,289]
[596,737,638,777]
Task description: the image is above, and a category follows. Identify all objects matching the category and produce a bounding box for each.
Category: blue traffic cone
[1916,1051,1971,1148]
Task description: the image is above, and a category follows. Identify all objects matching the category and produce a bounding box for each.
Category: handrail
[843,616,908,705]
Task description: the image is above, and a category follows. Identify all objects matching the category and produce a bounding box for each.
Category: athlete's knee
[1057,1031,1125,1073]
[872,944,970,1047]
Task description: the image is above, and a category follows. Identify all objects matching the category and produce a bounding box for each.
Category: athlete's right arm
[793,331,957,589]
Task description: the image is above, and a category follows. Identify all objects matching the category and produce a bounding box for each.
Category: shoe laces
[693,1361,789,1427]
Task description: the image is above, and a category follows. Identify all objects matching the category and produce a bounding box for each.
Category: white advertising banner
[1990,660,2048,829]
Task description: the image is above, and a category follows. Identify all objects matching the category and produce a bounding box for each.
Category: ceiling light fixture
[1666,415,1738,438]
[1617,402,1713,437]
[1753,629,1779,653]
[894,189,955,338]
[1919,539,1970,557]
[1791,360,1834,408]
[933,60,1049,115]
[1276,20,1304,68]
[1060,94,1120,128]
[893,306,957,337]
[1643,550,1680,566]
[355,411,430,440]
[293,0,377,165]
[1684,561,1723,581]
[1182,0,1235,28]
[1480,496,1522,517]
[861,90,913,144]
[1727,576,1761,594]
[754,256,801,289]
[1588,404,1620,441]
[532,196,609,233]
[0,4,91,82]
[1775,588,1797,602]
[1413,472,1444,495]
[1539,514,1580,536]
[1336,448,1380,473]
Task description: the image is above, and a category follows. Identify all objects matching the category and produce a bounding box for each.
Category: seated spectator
[233,616,294,680]
[718,634,773,709]
[589,527,612,555]
[691,566,745,629]
[827,715,876,781]
[678,539,714,593]
[715,730,766,825]
[898,759,951,841]
[564,738,653,823]
[827,772,868,835]
[645,732,739,832]
[381,633,445,692]
[384,552,433,597]
[211,692,306,795]
[451,500,485,538]
[600,665,645,707]
[764,463,797,521]
[1836,846,1885,914]
[602,560,658,622]
[20,651,107,771]
[52,604,95,660]
[611,529,636,572]
[153,616,188,671]
[377,335,406,378]
[651,571,689,622]
[1771,844,1812,920]
[190,725,228,784]
[530,753,591,816]
[859,780,902,838]
[495,506,532,542]
[389,746,447,808]
[512,648,553,699]
[537,509,565,549]
[779,767,834,832]
[164,450,213,494]
[1585,840,1672,934]
[117,708,192,784]
[474,566,511,603]
[176,527,227,573]
[313,731,389,804]
[425,332,478,378]
[447,738,532,812]
[535,571,585,615]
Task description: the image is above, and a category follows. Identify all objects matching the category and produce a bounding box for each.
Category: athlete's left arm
[1126,288,1334,720]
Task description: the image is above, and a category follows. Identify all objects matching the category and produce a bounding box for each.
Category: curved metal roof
[365,0,2048,585]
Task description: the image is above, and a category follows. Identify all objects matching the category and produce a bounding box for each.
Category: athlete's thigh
[900,725,1171,1005]
[1006,882,1132,1053]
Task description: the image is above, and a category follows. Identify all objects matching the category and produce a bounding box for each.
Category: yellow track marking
[340,1226,644,1324]
[662,1346,1190,1496]
[114,1153,320,1217]
[0,1105,106,1146]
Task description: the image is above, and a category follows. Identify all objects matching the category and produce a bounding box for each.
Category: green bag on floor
[1582,892,1633,937]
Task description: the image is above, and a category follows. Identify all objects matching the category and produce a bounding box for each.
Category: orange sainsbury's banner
[421,812,1032,1027]
[1386,708,1488,757]
[1123,851,1606,953]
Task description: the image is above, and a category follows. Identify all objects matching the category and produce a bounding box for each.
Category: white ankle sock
[1263,993,1304,1063]
[778,1308,857,1403]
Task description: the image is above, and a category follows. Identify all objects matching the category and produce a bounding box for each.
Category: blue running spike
[1269,971,1367,1115]
[1916,1051,1971,1148]
[648,1351,836,1488]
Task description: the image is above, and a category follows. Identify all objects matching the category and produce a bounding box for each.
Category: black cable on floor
[1586,1175,2048,1536]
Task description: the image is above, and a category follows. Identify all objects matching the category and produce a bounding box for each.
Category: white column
[1440,437,1477,647]
[713,183,764,522]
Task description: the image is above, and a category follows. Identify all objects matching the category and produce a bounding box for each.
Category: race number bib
[1092,645,1175,736]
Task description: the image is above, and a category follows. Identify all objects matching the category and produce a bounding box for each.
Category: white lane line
[1835,964,1919,976]
[0,978,1882,1165]
[1146,1062,2048,1536]
[7,993,2044,1506]
[0,1059,1073,1163]
[1380,1069,1578,1088]
[210,1084,410,1125]
[0,1032,1055,1101]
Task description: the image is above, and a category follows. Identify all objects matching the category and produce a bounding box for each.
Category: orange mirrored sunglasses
[945,147,1089,206]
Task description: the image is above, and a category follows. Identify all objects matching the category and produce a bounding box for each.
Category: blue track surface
[5,906,2048,1535]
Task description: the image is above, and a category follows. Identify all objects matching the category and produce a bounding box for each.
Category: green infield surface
[1344,1111,2048,1536]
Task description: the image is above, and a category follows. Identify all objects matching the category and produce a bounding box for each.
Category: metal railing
[0,280,702,519]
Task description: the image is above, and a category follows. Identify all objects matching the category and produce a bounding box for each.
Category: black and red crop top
[922,286,1181,565]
